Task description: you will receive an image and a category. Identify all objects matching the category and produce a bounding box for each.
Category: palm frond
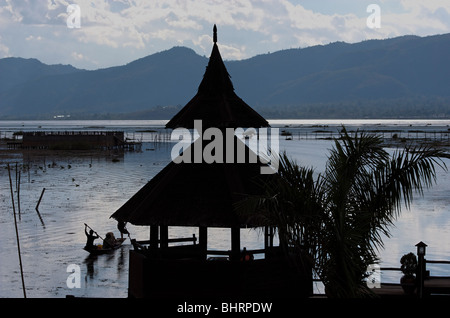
[236,127,447,298]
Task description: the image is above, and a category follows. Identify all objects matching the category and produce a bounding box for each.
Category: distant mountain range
[1,33,450,120]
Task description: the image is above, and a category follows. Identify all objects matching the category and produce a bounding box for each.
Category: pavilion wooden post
[199,226,207,260]
[264,226,275,259]
[231,227,240,261]
[150,225,158,249]
[264,226,274,248]
[160,226,169,248]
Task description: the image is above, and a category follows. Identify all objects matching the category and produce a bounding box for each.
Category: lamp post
[416,241,427,298]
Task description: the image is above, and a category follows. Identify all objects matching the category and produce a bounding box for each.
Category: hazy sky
[1,0,449,69]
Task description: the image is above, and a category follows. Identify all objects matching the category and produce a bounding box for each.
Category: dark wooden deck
[128,246,313,299]
[373,283,409,298]
[369,278,450,298]
[424,277,450,296]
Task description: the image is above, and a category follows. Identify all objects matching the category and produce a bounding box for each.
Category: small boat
[84,238,126,255]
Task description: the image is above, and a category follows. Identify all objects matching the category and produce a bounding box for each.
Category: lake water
[0,119,449,298]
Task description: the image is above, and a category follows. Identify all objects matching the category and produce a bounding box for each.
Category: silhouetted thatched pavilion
[110,25,312,298]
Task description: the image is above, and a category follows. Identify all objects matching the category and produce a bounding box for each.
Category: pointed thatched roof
[111,137,272,227]
[166,25,269,129]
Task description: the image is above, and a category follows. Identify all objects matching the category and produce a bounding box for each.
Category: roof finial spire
[213,24,217,43]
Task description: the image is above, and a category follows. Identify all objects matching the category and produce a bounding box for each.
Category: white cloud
[218,42,247,61]
[0,35,10,57]
[165,13,203,30]
[0,0,449,69]
[71,51,84,60]
[25,35,43,41]
[374,1,450,37]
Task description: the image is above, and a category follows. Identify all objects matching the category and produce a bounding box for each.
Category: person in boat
[85,225,99,249]
[103,232,117,249]
[117,220,130,240]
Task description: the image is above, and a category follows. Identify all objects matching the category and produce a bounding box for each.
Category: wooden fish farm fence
[132,128,450,142]
[7,131,141,150]
[280,128,450,142]
[5,128,449,150]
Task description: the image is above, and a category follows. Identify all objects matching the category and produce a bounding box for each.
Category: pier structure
[7,130,141,150]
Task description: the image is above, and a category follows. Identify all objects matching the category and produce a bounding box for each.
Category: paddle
[84,223,104,241]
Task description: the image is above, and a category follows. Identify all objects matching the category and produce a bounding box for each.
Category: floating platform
[8,131,141,150]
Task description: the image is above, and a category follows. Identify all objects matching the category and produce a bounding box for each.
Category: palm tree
[239,127,447,297]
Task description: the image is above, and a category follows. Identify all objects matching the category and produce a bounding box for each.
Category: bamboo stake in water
[35,188,46,228]
[36,188,46,212]
[17,170,21,217]
[8,163,26,298]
